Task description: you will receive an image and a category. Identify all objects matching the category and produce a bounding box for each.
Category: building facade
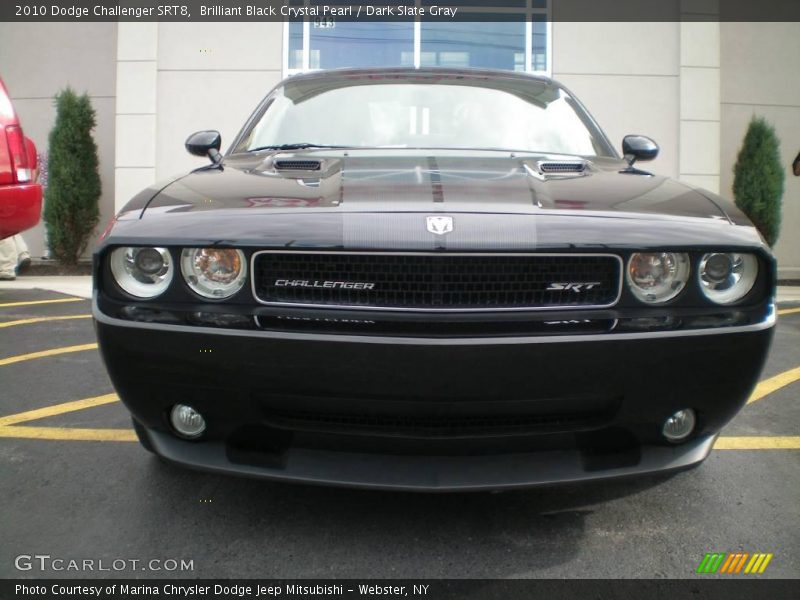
[1,14,799,278]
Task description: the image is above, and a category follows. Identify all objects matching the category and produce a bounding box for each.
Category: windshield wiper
[248,143,349,152]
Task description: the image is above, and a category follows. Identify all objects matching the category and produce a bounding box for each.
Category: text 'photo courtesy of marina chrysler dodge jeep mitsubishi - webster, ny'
[93,68,776,491]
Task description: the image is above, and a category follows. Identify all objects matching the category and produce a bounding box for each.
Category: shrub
[43,88,101,265]
[732,117,784,246]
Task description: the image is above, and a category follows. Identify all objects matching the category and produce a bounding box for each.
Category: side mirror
[186,130,222,165]
[622,135,659,166]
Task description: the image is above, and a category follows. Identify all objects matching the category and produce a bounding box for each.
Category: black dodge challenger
[94,68,775,491]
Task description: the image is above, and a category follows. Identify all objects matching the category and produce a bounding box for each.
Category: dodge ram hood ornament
[426,215,453,235]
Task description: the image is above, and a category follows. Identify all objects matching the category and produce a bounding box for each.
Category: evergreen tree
[43,88,101,265]
[732,117,784,246]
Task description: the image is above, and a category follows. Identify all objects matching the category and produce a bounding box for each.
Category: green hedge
[732,117,784,247]
[43,88,101,265]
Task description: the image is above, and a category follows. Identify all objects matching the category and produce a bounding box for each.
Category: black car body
[94,68,775,491]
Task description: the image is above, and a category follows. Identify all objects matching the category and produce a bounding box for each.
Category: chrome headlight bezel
[626,252,691,305]
[698,252,758,305]
[109,246,174,299]
[180,247,248,300]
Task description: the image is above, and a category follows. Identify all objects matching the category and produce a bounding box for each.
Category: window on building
[284,1,550,76]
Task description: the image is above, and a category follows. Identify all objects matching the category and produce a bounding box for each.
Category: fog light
[662,409,696,442]
[170,404,206,439]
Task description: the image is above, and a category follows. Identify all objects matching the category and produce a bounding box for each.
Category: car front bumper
[94,301,774,491]
[139,425,717,491]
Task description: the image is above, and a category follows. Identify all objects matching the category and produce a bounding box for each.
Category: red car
[0,76,42,239]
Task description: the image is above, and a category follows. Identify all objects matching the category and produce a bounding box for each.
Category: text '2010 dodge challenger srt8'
[94,68,775,491]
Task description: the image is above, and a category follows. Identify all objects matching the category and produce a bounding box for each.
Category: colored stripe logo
[697,552,773,574]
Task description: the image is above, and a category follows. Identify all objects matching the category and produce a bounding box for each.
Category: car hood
[145,151,730,222]
[111,151,763,251]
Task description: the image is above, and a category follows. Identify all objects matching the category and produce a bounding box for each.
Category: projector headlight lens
[626,252,690,304]
[181,248,247,299]
[698,253,758,305]
[109,247,173,298]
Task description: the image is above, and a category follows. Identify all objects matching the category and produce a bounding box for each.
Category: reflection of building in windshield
[244,79,610,156]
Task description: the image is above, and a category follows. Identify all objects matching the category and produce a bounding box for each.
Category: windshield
[233,75,615,157]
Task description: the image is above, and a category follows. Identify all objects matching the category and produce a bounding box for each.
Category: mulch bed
[23,262,92,276]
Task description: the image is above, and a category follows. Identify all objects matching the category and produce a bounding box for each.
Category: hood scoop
[524,160,589,181]
[538,161,587,174]
[274,159,322,171]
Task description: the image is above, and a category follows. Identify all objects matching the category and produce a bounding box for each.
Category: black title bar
[2,579,799,600]
[2,1,800,22]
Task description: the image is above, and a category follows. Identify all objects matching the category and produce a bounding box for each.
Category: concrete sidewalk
[778,286,800,303]
[1,275,799,304]
[0,276,93,299]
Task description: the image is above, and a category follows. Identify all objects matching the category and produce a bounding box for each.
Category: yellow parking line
[714,436,800,450]
[0,297,84,308]
[0,343,98,367]
[0,425,136,442]
[0,331,795,443]
[0,314,92,329]
[777,307,800,316]
[0,393,119,426]
[747,366,800,404]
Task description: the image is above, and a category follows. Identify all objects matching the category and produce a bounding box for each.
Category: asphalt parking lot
[0,288,798,579]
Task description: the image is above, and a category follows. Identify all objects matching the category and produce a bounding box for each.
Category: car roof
[284,66,554,87]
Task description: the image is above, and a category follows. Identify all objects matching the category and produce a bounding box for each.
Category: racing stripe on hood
[427,157,444,203]
[339,156,446,248]
[339,156,441,209]
[337,156,540,210]
[338,156,538,250]
[342,213,440,250]
[428,157,539,208]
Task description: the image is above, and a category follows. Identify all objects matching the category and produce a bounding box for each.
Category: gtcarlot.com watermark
[15,554,194,572]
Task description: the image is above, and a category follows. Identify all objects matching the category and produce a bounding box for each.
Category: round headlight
[181,248,247,299]
[626,252,690,304]
[109,247,173,298]
[698,252,758,305]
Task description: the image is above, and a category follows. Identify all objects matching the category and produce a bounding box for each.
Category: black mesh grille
[253,252,620,310]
